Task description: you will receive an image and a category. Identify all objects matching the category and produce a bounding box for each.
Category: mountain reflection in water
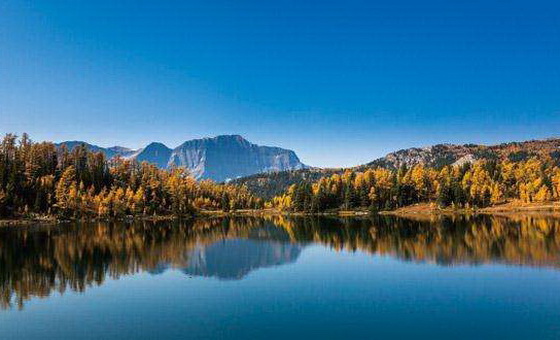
[183,239,301,280]
[1,214,560,309]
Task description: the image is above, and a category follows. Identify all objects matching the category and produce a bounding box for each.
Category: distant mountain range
[232,138,560,199]
[57,135,306,182]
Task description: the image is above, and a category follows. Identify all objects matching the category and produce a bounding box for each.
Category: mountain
[233,137,560,199]
[133,142,173,168]
[57,135,306,182]
[169,135,305,181]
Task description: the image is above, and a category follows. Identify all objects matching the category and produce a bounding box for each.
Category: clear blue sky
[1,0,559,167]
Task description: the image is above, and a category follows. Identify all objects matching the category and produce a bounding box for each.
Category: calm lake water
[1,215,560,339]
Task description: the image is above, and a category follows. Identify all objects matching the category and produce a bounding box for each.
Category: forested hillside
[237,138,560,200]
[230,168,343,200]
[269,158,560,212]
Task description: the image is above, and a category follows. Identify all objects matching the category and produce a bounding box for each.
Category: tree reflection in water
[2,214,560,309]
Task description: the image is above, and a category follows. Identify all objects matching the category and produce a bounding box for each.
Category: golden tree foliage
[272,157,560,212]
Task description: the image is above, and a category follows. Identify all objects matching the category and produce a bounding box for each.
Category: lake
[1,214,560,339]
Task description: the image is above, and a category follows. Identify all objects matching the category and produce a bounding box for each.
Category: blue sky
[1,0,559,167]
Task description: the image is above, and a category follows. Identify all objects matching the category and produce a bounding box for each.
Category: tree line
[0,133,262,218]
[269,157,560,212]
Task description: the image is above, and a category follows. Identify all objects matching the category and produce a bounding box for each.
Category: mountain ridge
[57,135,306,182]
[362,138,560,170]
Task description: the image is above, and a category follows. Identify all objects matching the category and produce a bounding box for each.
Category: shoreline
[2,202,560,226]
[379,202,560,218]
[0,209,279,226]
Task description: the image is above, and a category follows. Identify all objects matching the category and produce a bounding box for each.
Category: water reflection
[1,214,560,309]
[183,240,301,280]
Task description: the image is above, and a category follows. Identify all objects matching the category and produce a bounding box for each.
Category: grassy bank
[380,201,560,217]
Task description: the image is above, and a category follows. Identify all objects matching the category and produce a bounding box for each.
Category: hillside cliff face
[57,135,306,182]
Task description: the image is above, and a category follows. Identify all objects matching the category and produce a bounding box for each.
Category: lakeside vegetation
[0,133,262,219]
[268,157,560,213]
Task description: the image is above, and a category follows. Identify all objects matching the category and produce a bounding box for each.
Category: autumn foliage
[270,157,560,212]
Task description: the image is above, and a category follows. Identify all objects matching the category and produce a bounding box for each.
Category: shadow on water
[2,214,560,308]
